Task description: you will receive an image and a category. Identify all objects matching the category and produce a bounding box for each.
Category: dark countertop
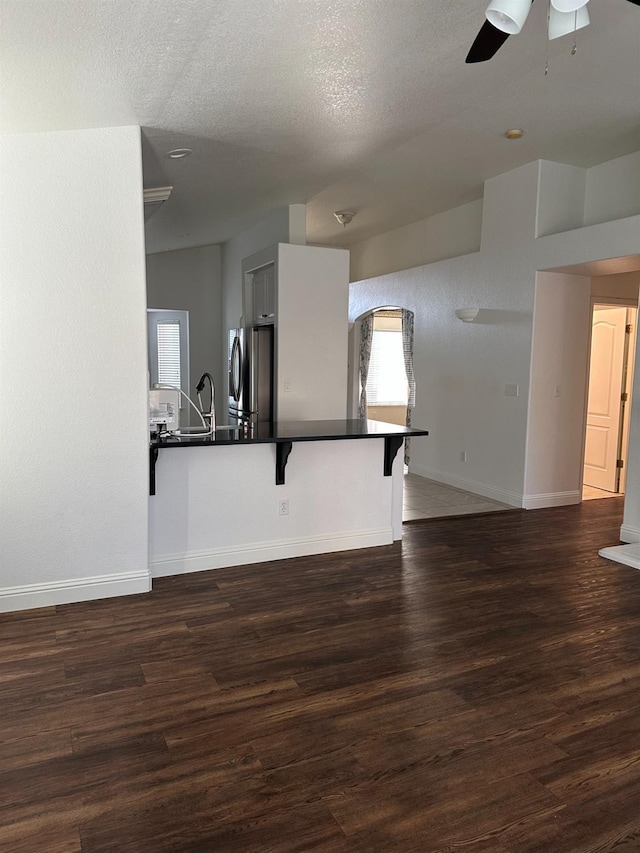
[151,419,428,449]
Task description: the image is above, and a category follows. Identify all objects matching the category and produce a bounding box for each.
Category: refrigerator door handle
[229,335,243,402]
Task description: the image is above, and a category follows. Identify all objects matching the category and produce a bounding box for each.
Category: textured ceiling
[2,0,639,253]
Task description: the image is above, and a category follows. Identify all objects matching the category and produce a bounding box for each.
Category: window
[147,309,190,406]
[156,321,181,387]
[366,317,408,406]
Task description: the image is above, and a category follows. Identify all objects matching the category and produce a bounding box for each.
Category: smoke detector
[334,210,356,227]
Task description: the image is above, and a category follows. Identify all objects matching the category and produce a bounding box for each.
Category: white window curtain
[358,313,374,418]
[401,309,416,464]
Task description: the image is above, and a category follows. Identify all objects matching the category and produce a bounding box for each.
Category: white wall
[591,271,640,303]
[584,151,640,228]
[536,160,585,238]
[350,257,534,507]
[349,155,640,509]
[0,126,150,611]
[146,245,223,421]
[349,199,482,283]
[524,273,592,507]
[480,160,540,253]
[277,243,350,421]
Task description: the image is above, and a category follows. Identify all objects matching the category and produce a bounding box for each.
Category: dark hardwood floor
[2,498,640,852]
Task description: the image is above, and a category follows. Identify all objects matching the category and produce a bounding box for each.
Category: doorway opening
[583,303,637,500]
[349,304,415,467]
[365,309,409,426]
[349,305,415,431]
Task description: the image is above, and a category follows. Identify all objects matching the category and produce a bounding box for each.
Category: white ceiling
[2,1,639,253]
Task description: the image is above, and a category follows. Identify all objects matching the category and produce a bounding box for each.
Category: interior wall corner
[479,160,541,254]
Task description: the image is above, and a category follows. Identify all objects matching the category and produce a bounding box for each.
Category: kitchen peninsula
[149,419,428,579]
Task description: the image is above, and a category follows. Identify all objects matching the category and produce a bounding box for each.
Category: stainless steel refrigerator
[228,325,274,425]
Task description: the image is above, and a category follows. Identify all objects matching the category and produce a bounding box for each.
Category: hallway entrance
[583,304,637,499]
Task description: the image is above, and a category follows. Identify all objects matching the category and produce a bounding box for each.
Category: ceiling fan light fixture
[485,0,533,34]
[550,0,589,12]
[548,4,590,39]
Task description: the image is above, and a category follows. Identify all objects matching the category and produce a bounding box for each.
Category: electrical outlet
[284,379,293,392]
[278,499,289,516]
[460,451,467,462]
[504,383,519,397]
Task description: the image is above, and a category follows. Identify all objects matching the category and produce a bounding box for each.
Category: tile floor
[403,473,513,522]
[402,476,623,523]
[582,484,623,501]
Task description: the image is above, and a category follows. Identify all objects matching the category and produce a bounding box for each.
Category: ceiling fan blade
[465,0,636,65]
[465,20,510,63]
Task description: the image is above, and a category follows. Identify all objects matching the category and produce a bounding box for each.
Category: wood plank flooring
[2,498,640,851]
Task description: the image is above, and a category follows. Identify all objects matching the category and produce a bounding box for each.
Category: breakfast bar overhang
[150,419,428,493]
[148,419,428,580]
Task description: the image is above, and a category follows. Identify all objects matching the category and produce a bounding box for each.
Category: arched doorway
[349,305,509,522]
[363,307,413,426]
[351,305,414,409]
[349,305,415,466]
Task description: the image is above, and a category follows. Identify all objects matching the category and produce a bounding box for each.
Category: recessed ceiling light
[504,129,524,140]
[165,148,192,159]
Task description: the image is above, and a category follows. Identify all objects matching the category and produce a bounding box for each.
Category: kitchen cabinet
[252,264,275,324]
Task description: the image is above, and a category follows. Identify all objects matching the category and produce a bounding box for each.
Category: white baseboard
[150,528,393,578]
[0,570,151,613]
[409,463,523,508]
[620,524,640,544]
[521,490,581,510]
[599,543,640,569]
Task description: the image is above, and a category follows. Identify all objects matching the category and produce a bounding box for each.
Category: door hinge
[622,392,629,403]
[626,324,633,334]
[617,459,624,469]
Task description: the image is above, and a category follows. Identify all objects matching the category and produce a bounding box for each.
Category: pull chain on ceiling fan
[466,0,640,63]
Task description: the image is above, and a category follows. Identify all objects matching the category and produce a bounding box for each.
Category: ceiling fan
[466,0,640,63]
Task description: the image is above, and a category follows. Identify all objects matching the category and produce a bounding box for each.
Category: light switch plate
[504,383,519,397]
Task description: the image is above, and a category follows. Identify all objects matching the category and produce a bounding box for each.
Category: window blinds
[157,321,181,387]
[366,329,409,406]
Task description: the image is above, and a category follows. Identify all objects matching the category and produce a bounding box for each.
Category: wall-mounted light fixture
[455,308,480,323]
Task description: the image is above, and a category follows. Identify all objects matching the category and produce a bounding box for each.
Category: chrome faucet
[196,372,216,434]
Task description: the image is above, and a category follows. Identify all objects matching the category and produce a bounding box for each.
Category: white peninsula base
[149,438,404,578]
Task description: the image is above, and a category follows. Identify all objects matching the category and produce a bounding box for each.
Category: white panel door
[583,307,627,491]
